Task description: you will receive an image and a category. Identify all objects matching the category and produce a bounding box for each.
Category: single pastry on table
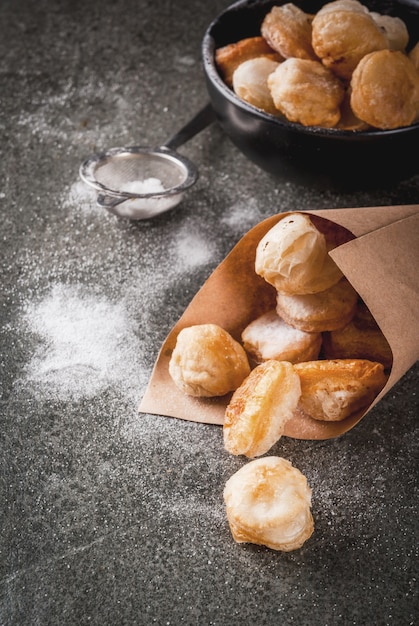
[241,309,322,364]
[255,213,345,295]
[223,456,314,551]
[275,277,359,333]
[223,360,301,458]
[168,323,250,397]
[294,358,388,421]
[322,300,393,369]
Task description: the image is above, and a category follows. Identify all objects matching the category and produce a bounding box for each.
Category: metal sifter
[79,104,215,220]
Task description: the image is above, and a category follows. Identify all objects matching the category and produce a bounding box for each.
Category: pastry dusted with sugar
[223,360,301,458]
[241,309,322,364]
[255,213,343,295]
[169,324,250,397]
[275,277,358,333]
[223,456,314,551]
[294,358,388,421]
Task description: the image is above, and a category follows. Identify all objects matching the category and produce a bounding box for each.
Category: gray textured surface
[1,1,418,625]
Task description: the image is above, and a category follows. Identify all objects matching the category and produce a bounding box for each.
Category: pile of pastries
[168,212,392,551]
[215,0,419,130]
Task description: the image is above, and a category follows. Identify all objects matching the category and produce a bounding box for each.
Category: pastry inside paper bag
[168,323,250,397]
[294,359,387,421]
[224,360,301,458]
[223,456,314,551]
[275,277,359,332]
[322,300,393,369]
[255,213,347,295]
[241,309,322,364]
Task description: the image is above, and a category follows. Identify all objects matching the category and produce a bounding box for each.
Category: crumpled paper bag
[139,204,419,440]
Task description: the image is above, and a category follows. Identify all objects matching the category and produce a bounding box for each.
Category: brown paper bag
[139,204,419,440]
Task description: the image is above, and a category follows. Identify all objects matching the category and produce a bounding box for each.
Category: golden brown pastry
[370,12,409,52]
[311,0,388,81]
[336,88,370,131]
[215,36,283,87]
[223,360,301,458]
[241,309,322,364]
[350,49,419,129]
[276,278,358,332]
[261,3,316,60]
[322,301,393,369]
[408,41,419,72]
[232,57,282,116]
[255,213,344,295]
[168,324,250,397]
[294,358,388,421]
[223,456,314,551]
[267,58,345,127]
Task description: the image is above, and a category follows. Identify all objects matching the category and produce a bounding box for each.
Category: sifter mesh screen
[93,152,188,194]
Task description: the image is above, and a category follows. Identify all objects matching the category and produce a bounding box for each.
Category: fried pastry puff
[215,36,283,87]
[268,58,345,127]
[322,301,393,369]
[350,49,419,129]
[276,278,358,333]
[241,309,322,364]
[294,358,387,421]
[261,3,316,61]
[311,0,388,81]
[223,360,301,458]
[232,57,282,116]
[370,12,409,52]
[255,213,343,295]
[168,324,250,397]
[336,88,370,130]
[223,456,314,551]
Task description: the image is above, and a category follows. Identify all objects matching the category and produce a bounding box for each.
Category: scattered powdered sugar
[63,179,102,216]
[174,226,215,270]
[221,197,263,231]
[21,283,143,402]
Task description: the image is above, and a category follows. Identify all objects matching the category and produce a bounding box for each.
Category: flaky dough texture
[169,324,250,397]
[276,278,358,332]
[224,360,301,458]
[223,456,314,551]
[255,213,343,295]
[241,309,322,364]
[294,358,387,421]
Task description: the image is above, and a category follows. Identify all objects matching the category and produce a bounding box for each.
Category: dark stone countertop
[1,1,418,624]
